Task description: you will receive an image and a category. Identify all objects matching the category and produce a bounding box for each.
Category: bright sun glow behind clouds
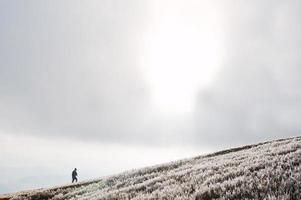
[141,0,224,113]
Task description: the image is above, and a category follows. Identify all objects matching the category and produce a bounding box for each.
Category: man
[72,168,78,183]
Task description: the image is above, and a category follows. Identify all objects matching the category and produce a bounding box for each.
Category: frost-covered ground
[2,136,301,200]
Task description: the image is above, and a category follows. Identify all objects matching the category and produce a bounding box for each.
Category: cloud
[1,0,301,148]
[0,0,152,143]
[194,0,301,145]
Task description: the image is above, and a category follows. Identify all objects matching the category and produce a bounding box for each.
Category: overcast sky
[1,0,301,193]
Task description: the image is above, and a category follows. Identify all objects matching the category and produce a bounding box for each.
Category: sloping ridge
[2,136,301,200]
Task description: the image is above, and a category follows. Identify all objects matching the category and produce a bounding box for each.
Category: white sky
[140,0,224,113]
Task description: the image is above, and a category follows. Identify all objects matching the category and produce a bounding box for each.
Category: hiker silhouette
[72,168,78,183]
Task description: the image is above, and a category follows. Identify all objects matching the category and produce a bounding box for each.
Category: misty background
[1,0,301,193]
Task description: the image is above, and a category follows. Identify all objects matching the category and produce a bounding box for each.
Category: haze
[1,0,301,193]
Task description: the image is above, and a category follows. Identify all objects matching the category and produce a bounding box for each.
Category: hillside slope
[2,136,301,200]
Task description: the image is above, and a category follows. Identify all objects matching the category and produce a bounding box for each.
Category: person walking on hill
[72,168,78,183]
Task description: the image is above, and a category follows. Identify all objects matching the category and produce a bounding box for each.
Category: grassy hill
[1,136,301,200]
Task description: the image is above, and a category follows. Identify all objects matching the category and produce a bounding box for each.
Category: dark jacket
[72,170,77,178]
